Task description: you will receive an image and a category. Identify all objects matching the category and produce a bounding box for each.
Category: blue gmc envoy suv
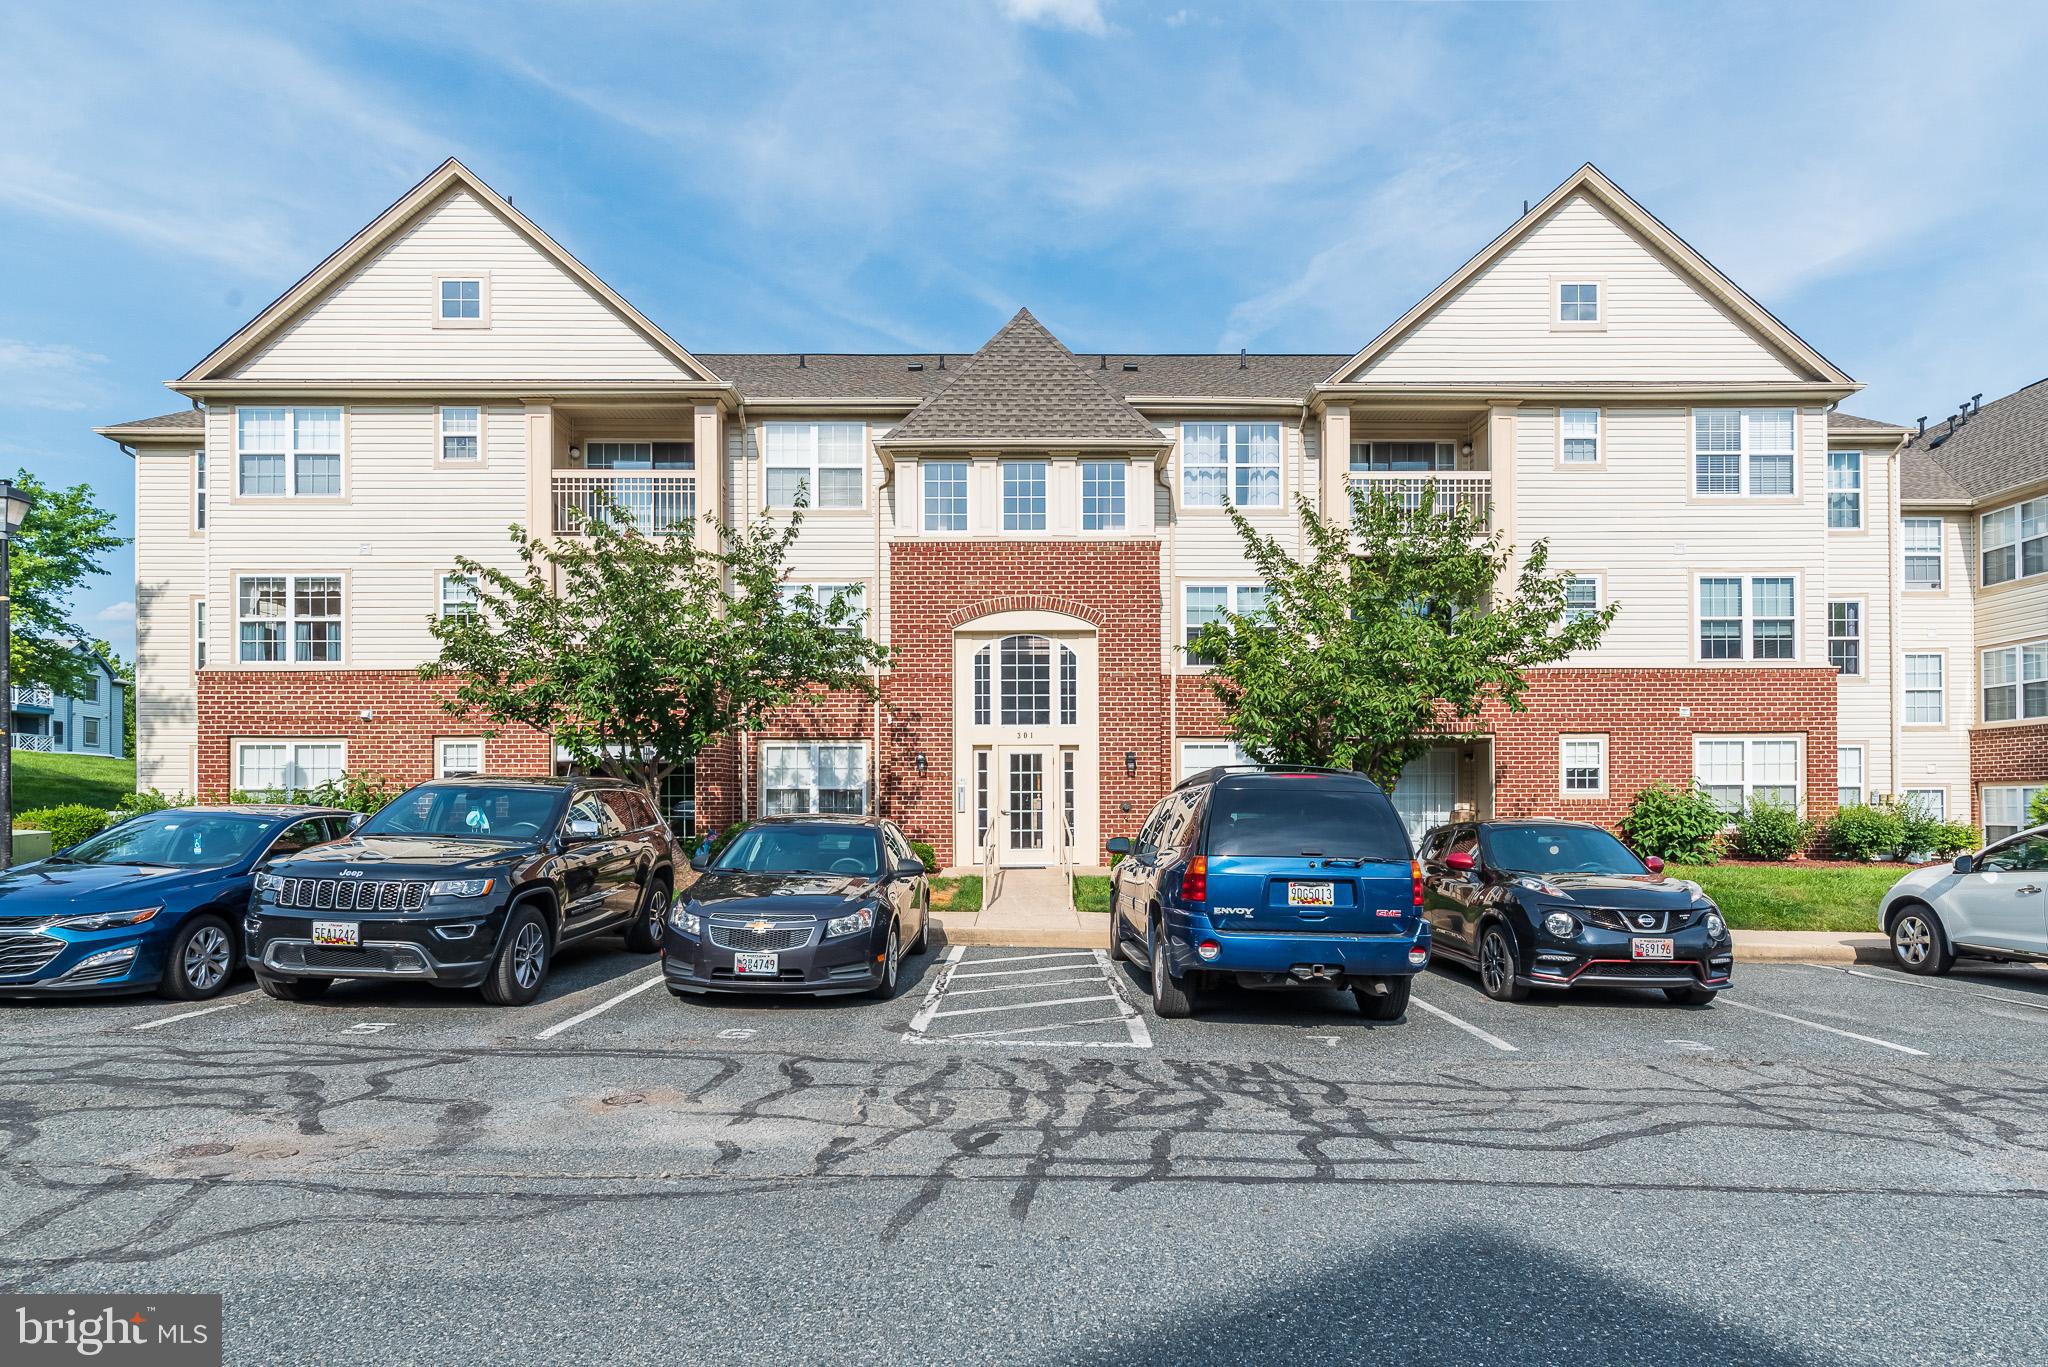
[1106,766,1430,1021]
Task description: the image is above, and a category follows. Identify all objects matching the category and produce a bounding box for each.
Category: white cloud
[96,600,136,623]
[0,338,109,413]
[997,0,1109,36]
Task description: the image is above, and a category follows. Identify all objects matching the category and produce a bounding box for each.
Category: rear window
[1205,778,1411,861]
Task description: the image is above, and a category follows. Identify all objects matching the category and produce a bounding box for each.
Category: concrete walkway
[935,867,1105,948]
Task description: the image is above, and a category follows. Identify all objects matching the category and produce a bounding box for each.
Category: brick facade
[1970,721,2048,790]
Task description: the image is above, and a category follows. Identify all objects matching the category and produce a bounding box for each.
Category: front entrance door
[998,745,1053,867]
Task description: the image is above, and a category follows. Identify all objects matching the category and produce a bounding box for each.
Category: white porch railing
[11,733,53,752]
[1348,471,1492,522]
[9,684,52,709]
[551,472,697,536]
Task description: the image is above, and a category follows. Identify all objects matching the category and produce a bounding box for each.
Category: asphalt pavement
[3,938,2046,1365]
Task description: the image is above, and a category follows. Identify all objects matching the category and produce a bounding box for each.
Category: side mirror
[346,812,368,832]
[895,856,928,879]
[1444,850,1475,874]
[1105,837,1132,856]
[563,817,601,843]
[1644,855,1666,875]
[689,839,712,871]
[1953,853,1975,875]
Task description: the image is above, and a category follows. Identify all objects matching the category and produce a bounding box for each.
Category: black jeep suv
[245,776,675,1006]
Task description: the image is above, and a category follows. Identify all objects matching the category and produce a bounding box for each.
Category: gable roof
[879,309,1167,447]
[1900,379,2048,505]
[699,351,1347,404]
[1327,164,1854,388]
[94,409,205,444]
[1827,410,1906,435]
[179,159,718,385]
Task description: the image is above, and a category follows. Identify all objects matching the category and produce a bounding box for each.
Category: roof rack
[1171,763,1378,792]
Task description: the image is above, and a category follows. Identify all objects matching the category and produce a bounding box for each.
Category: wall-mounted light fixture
[567,444,582,465]
[1461,442,1474,457]
[913,752,927,777]
[1124,751,1137,776]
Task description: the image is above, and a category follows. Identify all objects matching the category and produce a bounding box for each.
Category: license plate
[312,921,359,947]
[734,952,779,976]
[1287,881,1335,908]
[1632,938,1674,960]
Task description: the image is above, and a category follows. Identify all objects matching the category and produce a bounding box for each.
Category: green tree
[9,471,124,697]
[1190,487,1617,790]
[420,498,891,799]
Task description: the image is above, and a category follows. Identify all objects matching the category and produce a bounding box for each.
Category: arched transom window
[973,635,1078,726]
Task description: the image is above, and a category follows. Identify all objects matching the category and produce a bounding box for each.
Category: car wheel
[1106,909,1125,963]
[483,905,551,1006]
[1663,985,1717,1006]
[622,876,670,954]
[1890,903,1955,976]
[159,914,236,1000]
[869,922,902,999]
[1150,922,1197,1019]
[1478,923,1530,1003]
[1353,975,1411,1022]
[257,975,332,1002]
[909,897,930,955]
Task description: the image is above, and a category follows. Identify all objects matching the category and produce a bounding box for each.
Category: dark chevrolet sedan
[663,817,929,999]
[1419,820,1733,1004]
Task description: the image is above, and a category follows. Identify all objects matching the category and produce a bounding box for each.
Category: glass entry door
[998,746,1052,866]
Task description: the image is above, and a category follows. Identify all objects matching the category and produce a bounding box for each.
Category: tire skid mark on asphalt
[1720,998,1929,1056]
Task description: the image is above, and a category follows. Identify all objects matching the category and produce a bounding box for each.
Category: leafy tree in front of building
[1190,486,1616,790]
[422,497,891,801]
[9,471,124,697]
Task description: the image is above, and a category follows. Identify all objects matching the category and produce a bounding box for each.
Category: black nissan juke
[1418,820,1733,1004]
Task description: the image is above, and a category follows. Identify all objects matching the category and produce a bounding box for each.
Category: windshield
[1482,825,1649,876]
[55,812,273,868]
[1206,779,1411,861]
[712,826,880,877]
[357,785,562,840]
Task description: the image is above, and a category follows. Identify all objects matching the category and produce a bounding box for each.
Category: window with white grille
[1183,422,1281,508]
[237,407,342,497]
[761,742,867,815]
[1902,517,1944,589]
[1693,409,1795,496]
[1904,654,1944,724]
[237,575,342,664]
[1560,735,1607,798]
[235,740,345,795]
[1694,736,1800,815]
[764,423,864,509]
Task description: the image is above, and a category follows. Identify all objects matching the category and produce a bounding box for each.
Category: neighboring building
[93,158,2023,862]
[10,644,126,758]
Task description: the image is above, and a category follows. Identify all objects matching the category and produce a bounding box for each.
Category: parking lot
[5,942,2047,1364]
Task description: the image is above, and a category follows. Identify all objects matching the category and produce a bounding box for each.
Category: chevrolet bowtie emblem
[748,920,772,933]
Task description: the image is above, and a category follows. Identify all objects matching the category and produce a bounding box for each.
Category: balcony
[11,733,53,752]
[1347,471,1492,523]
[10,684,52,711]
[551,472,697,537]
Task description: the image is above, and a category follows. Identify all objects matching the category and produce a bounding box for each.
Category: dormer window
[1556,280,1601,326]
[436,276,487,327]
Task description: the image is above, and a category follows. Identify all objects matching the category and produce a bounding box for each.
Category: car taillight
[1411,859,1424,907]
[1179,856,1208,904]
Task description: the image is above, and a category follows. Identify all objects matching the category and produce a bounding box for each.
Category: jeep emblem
[339,869,365,879]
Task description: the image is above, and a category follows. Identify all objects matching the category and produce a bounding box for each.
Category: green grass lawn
[931,875,984,916]
[1073,875,1112,913]
[11,751,136,813]
[1668,861,1908,933]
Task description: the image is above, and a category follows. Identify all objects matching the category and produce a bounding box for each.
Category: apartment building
[98,158,2028,865]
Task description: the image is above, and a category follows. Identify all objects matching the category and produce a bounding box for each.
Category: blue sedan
[0,805,353,999]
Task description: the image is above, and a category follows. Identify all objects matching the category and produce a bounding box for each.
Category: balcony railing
[11,733,53,752]
[10,684,52,710]
[1348,471,1492,522]
[552,473,697,536]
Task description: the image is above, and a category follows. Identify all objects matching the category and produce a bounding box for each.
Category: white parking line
[1840,967,2048,1014]
[950,961,1111,980]
[929,992,1119,1020]
[948,1013,1141,1042]
[1719,998,1929,1056]
[1408,997,1519,1053]
[533,970,665,1040]
[1093,948,1152,1048]
[902,946,1150,1048]
[129,996,253,1031]
[952,950,1096,968]
[941,977,1107,999]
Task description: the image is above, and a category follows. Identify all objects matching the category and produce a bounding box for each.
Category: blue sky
[5,0,2046,659]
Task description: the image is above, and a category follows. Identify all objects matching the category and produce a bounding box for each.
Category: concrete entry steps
[938,866,1100,948]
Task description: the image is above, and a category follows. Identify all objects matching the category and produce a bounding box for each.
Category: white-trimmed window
[194,452,207,530]
[1984,785,2044,843]
[435,738,484,778]
[1693,409,1795,497]
[1980,639,2048,722]
[662,757,697,835]
[1694,735,1801,815]
[1183,422,1281,508]
[1081,460,1126,530]
[764,423,864,509]
[1903,653,1945,724]
[761,741,867,815]
[1837,745,1865,808]
[971,636,1079,728]
[1902,517,1944,589]
[83,717,100,749]
[237,407,342,497]
[922,460,967,532]
[438,406,481,462]
[777,582,866,632]
[1351,440,1454,472]
[437,277,484,323]
[1698,575,1795,660]
[585,440,692,470]
[194,600,207,670]
[439,573,478,620]
[1560,408,1601,464]
[1001,460,1047,531]
[1827,600,1862,676]
[1183,584,1267,667]
[237,574,342,664]
[1179,739,1255,777]
[1827,450,1862,529]
[1564,575,1600,624]
[1560,734,1607,798]
[1980,495,2048,587]
[1904,789,1946,821]
[235,740,346,795]
[1556,281,1600,324]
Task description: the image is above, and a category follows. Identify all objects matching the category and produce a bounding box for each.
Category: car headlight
[1542,910,1577,939]
[48,906,162,932]
[669,904,701,937]
[429,878,495,898]
[1705,911,1727,939]
[254,873,283,892]
[825,905,876,939]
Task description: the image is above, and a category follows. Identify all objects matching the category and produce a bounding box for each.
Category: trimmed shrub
[1925,820,1981,859]
[1826,802,1905,862]
[117,789,187,815]
[1619,782,1726,864]
[909,839,938,873]
[1733,796,1812,861]
[17,804,114,850]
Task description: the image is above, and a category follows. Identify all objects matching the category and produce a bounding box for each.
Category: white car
[1878,824,2048,973]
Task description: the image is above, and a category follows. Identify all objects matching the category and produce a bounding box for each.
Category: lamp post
[0,479,35,870]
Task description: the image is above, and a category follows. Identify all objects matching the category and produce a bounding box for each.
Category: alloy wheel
[1481,931,1511,996]
[511,922,548,990]
[647,887,670,934]
[1894,914,1931,967]
[184,926,232,992]
[885,926,901,990]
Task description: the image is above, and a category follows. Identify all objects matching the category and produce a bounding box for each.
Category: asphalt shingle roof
[882,309,1165,445]
[1900,378,2048,504]
[107,409,205,431]
[1827,411,1900,432]
[700,350,1346,403]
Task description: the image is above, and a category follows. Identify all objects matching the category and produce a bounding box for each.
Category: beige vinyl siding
[203,402,531,668]
[1973,569,2048,649]
[1358,194,1806,384]
[133,447,205,792]
[1824,439,1898,799]
[1167,419,1308,582]
[1511,406,1831,668]
[231,189,689,381]
[739,419,890,648]
[1896,511,1974,814]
